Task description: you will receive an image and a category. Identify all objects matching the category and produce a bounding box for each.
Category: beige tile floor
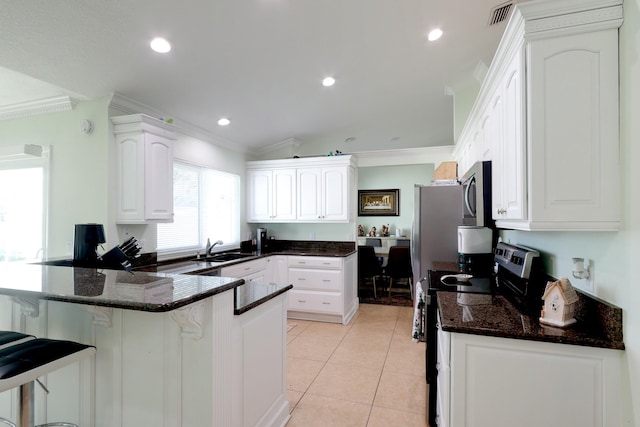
[286,304,428,427]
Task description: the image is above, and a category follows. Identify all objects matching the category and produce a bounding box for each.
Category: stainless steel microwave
[461,161,493,228]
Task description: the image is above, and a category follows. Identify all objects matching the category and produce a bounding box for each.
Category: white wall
[0,97,112,258]
[357,164,434,237]
[0,100,250,259]
[500,2,640,422]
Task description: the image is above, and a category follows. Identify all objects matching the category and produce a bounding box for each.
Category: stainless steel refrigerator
[410,184,464,285]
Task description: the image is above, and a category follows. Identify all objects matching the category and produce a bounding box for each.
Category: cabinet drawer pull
[298,278,306,281]
[322,279,331,282]
[298,300,307,303]
[322,262,331,265]
[322,302,331,305]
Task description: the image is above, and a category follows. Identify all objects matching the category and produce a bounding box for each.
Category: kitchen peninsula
[0,263,292,427]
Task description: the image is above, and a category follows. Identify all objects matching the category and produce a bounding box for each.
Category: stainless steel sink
[196,253,255,262]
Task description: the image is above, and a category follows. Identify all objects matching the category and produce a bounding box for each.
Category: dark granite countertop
[437,291,625,350]
[138,241,357,274]
[0,263,244,313]
[234,282,293,315]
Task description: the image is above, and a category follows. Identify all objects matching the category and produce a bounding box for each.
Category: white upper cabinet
[297,166,352,222]
[246,155,356,224]
[493,50,526,221]
[454,0,622,231]
[112,114,176,224]
[246,168,296,222]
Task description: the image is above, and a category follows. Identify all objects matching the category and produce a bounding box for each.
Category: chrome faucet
[205,238,224,257]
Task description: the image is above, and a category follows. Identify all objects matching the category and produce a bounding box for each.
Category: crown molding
[0,96,77,121]
[109,92,243,153]
[352,146,454,167]
[253,138,302,157]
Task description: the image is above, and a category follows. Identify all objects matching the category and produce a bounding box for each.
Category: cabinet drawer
[289,268,342,291]
[221,258,267,278]
[288,256,341,269]
[288,290,342,314]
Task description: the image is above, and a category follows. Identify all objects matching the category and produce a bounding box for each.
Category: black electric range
[424,242,543,427]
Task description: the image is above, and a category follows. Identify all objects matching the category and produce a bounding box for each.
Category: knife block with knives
[99,236,142,271]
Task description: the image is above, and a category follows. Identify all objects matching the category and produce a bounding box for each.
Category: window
[0,157,47,263]
[157,161,240,256]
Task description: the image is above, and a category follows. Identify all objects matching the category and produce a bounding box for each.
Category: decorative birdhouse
[539,278,579,328]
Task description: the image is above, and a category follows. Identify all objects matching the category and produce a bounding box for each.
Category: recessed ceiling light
[218,118,230,126]
[322,77,336,87]
[150,37,172,53]
[428,29,443,42]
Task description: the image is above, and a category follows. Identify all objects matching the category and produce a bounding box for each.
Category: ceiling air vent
[488,2,514,26]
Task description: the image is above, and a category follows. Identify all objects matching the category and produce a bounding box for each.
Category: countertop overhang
[437,291,625,350]
[0,263,246,312]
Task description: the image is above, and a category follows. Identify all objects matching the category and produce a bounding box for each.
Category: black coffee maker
[73,223,106,267]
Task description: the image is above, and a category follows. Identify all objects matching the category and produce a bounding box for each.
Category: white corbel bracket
[83,305,113,328]
[12,297,40,318]
[170,302,205,340]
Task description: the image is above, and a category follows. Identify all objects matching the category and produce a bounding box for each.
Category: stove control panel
[494,242,540,279]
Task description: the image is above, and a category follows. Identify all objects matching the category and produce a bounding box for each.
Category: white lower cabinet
[437,325,624,427]
[436,324,451,427]
[221,257,268,283]
[232,290,289,427]
[287,254,358,324]
[266,255,288,284]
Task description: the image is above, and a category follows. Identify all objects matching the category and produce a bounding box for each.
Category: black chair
[384,246,413,300]
[358,245,383,298]
[365,238,381,247]
[0,336,95,427]
[364,238,383,265]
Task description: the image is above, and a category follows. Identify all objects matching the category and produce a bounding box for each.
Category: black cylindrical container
[73,224,106,266]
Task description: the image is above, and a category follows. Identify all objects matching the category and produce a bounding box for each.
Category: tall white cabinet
[454,0,622,231]
[246,155,357,223]
[112,114,176,224]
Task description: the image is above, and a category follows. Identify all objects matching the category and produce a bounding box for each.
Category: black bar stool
[0,332,34,351]
[0,338,95,427]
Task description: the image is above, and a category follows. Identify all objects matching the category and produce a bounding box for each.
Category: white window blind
[157,161,240,254]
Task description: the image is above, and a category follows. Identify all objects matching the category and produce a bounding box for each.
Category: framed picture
[358,189,400,216]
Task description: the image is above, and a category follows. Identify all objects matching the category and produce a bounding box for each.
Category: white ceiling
[0,0,518,154]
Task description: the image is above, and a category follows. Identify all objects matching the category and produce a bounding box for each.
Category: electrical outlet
[584,260,594,293]
[66,240,73,255]
[309,232,316,240]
